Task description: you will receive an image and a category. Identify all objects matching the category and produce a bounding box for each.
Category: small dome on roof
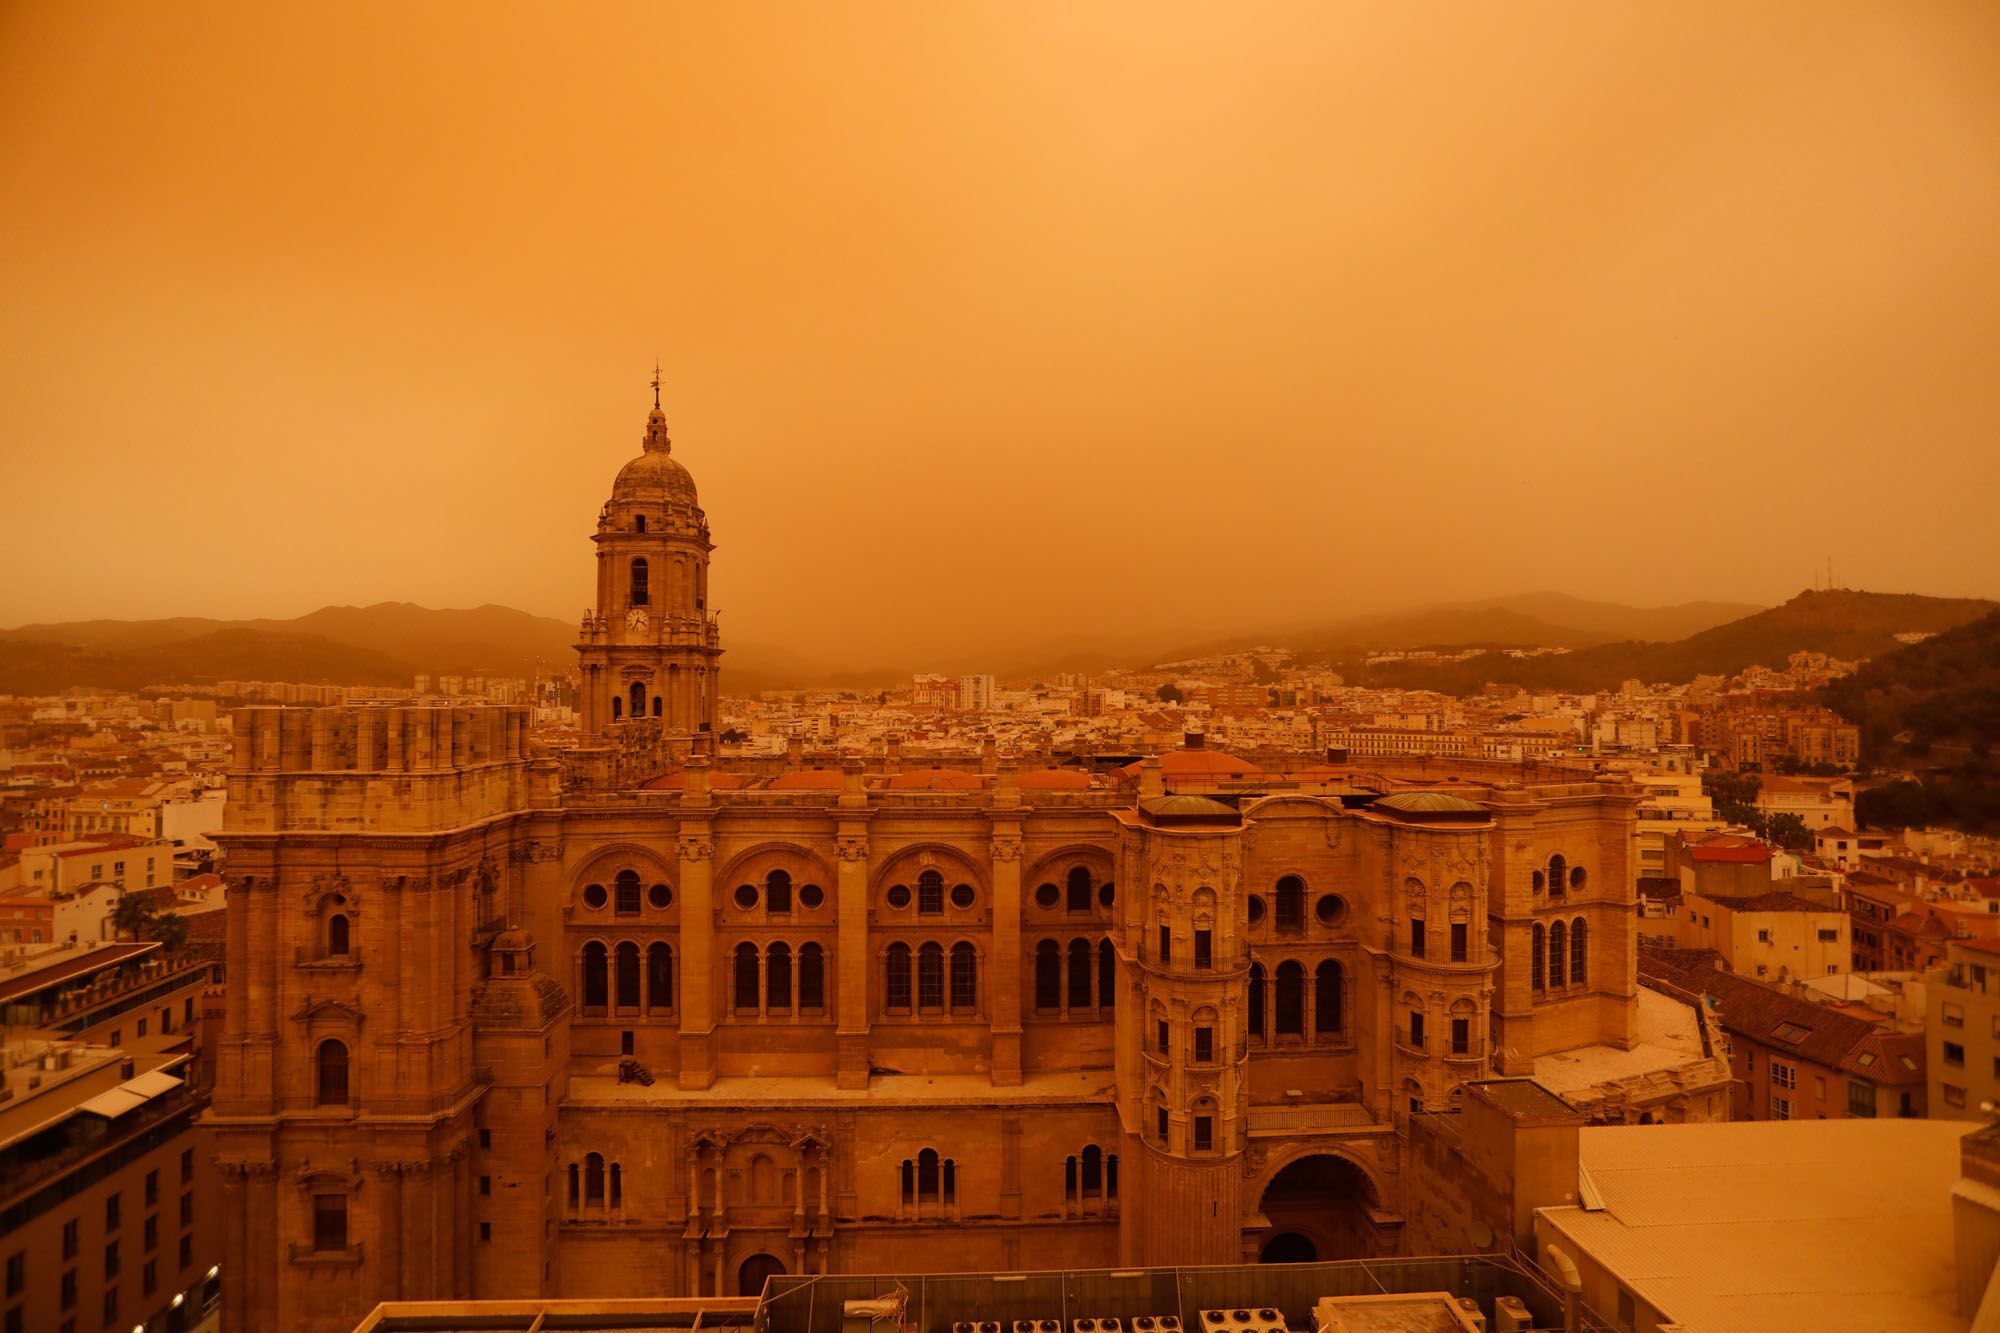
[492,927,535,952]
[1138,794,1240,824]
[1372,791,1488,820]
[613,408,699,504]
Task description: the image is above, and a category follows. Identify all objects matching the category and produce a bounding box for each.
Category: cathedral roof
[885,768,985,790]
[1119,748,1262,779]
[611,406,699,505]
[1371,790,1489,821]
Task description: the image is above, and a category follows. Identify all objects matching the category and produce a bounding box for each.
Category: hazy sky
[3,2,1997,665]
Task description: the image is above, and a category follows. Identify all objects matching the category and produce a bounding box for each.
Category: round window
[886,884,911,910]
[648,883,672,910]
[1570,866,1587,890]
[950,883,975,910]
[1034,883,1060,909]
[733,883,759,910]
[582,883,607,909]
[798,883,825,910]
[1099,881,1116,907]
[1315,893,1347,925]
[1247,895,1266,925]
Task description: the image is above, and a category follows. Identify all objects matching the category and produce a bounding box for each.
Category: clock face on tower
[626,607,650,634]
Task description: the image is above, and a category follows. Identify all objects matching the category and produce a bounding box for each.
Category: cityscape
[5,6,2000,1333]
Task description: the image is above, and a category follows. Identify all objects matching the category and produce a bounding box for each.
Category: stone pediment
[292,997,365,1027]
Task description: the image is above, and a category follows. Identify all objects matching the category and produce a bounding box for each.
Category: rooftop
[1539,1118,1971,1332]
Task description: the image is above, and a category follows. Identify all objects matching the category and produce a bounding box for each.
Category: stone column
[835,822,871,1089]
[678,826,717,1089]
[988,822,1024,1085]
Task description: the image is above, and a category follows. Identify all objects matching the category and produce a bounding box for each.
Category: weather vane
[650,359,662,410]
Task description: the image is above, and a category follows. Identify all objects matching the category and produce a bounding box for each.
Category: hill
[1362,590,1999,695]
[1823,610,2000,762]
[0,629,413,694]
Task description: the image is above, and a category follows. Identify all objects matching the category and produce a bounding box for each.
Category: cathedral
[207,392,1723,1333]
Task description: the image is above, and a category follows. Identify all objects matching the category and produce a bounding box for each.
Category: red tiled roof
[640,770,748,790]
[765,769,845,791]
[885,768,985,790]
[1016,769,1091,790]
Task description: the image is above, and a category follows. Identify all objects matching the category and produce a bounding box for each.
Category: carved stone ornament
[678,837,713,862]
[511,840,564,864]
[989,836,1022,863]
[232,874,271,895]
[837,838,870,863]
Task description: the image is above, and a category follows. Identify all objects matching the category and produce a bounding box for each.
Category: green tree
[718,727,748,746]
[1155,683,1184,704]
[110,892,155,943]
[1764,812,1814,851]
[147,911,190,953]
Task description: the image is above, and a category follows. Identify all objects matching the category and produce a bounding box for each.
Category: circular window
[1315,894,1347,925]
[582,883,608,909]
[1034,883,1060,909]
[1570,866,1587,890]
[1531,870,1545,892]
[886,884,911,910]
[1247,895,1266,925]
[648,883,672,910]
[1099,881,1116,907]
[733,883,759,910]
[798,883,825,910]
[950,883,975,910]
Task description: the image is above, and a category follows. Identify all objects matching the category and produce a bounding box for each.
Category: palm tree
[149,911,190,953]
[110,891,154,943]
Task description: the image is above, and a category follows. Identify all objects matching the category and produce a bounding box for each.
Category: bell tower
[577,371,723,749]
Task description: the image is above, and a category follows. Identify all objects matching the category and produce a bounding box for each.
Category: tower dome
[611,405,699,504]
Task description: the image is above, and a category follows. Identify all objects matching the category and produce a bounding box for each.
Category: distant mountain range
[1360,590,1999,694]
[0,589,1988,697]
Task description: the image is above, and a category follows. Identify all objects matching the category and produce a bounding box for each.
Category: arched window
[917,1149,939,1201]
[1097,937,1116,1009]
[610,1162,623,1210]
[326,913,350,957]
[629,681,646,720]
[651,695,662,718]
[1531,923,1546,991]
[917,942,945,1011]
[1248,962,1266,1041]
[1571,917,1587,985]
[1081,1143,1102,1195]
[1275,875,1305,931]
[799,943,825,1010]
[899,1159,914,1206]
[646,942,674,1013]
[1548,919,1568,988]
[567,1162,580,1209]
[950,942,978,1011]
[767,942,792,1012]
[1034,940,1060,1011]
[734,942,760,1011]
[917,870,944,915]
[1066,866,1092,913]
[315,1039,349,1106]
[635,515,646,533]
[1067,938,1093,1009]
[611,695,622,719]
[584,1153,606,1207]
[582,941,609,1012]
[885,943,912,1012]
[1275,961,1305,1035]
[943,1159,956,1205]
[1064,1155,1078,1203]
[1549,854,1567,898]
[615,941,641,1010]
[1315,959,1343,1036]
[766,870,792,915]
[615,870,641,915]
[630,558,649,606]
[1106,1154,1119,1198]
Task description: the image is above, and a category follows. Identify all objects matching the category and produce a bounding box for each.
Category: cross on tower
[650,361,662,410]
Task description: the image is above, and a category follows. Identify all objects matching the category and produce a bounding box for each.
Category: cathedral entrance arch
[738,1252,786,1296]
[1255,1154,1378,1262]
[1260,1232,1317,1264]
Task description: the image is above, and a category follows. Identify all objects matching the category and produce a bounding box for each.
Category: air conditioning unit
[1491,1295,1532,1333]
[1454,1297,1487,1332]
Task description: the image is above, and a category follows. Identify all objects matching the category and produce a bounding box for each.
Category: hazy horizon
[5,3,1998,665]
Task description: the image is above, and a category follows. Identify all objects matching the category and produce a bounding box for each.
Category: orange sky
[3,2,1997,666]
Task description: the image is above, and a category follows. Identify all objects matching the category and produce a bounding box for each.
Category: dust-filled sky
[3,2,1998,665]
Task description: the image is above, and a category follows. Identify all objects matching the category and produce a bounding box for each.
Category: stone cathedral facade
[209,396,1713,1333]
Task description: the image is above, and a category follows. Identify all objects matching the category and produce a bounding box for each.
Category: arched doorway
[1260,1232,1317,1264]
[738,1252,786,1297]
[1257,1154,1378,1262]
